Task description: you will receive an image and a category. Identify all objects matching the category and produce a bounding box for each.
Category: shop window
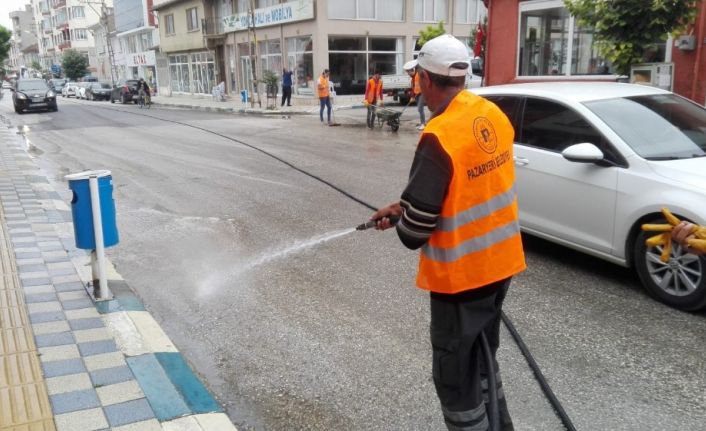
[328,0,404,21]
[518,1,613,77]
[286,36,313,95]
[414,0,447,23]
[258,39,282,77]
[328,36,403,95]
[169,54,190,93]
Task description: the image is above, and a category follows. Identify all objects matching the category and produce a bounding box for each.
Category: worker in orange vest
[371,34,526,431]
[364,71,383,129]
[317,69,332,125]
[405,60,426,130]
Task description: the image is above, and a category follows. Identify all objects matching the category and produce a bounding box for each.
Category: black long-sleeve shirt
[397,133,452,250]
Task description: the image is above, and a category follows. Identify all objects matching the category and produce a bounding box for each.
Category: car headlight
[16,92,27,100]
[47,91,56,98]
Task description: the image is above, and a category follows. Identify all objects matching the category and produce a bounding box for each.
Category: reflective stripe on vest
[365,78,382,103]
[318,76,329,98]
[417,90,526,293]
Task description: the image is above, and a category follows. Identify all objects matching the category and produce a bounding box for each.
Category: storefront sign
[126,50,156,67]
[222,0,314,32]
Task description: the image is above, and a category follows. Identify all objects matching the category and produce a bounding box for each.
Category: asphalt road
[1,93,704,431]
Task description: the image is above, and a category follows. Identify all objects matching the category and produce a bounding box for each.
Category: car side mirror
[562,143,604,163]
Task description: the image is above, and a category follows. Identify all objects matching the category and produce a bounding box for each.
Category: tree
[61,49,88,80]
[418,21,446,46]
[31,60,42,71]
[564,0,698,76]
[0,26,11,66]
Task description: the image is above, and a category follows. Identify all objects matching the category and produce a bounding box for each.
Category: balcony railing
[56,21,68,30]
[58,40,71,50]
[201,17,225,36]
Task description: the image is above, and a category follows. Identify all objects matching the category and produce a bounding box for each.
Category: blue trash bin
[65,170,119,250]
[240,90,248,103]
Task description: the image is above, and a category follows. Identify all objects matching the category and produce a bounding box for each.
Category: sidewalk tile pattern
[0,123,235,430]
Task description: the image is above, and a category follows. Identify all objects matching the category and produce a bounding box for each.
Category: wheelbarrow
[374,106,403,132]
[370,99,413,132]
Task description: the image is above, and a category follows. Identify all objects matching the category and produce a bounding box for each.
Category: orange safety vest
[365,78,382,104]
[413,73,421,96]
[317,75,329,98]
[417,90,526,294]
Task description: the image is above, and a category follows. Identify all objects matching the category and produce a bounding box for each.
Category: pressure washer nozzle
[355,215,400,231]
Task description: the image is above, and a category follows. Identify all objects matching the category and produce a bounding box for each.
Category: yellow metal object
[0,210,56,431]
[642,208,706,262]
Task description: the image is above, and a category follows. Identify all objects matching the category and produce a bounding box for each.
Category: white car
[473,82,706,310]
[75,82,90,99]
[62,82,77,97]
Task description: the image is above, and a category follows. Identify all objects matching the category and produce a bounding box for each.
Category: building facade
[153,0,488,97]
[8,6,40,76]
[484,0,706,105]
[30,0,114,77]
[113,0,160,87]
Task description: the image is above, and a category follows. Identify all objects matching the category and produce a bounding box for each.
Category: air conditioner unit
[676,35,696,51]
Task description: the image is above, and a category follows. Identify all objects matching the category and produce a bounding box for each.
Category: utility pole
[81,0,117,86]
[247,0,262,108]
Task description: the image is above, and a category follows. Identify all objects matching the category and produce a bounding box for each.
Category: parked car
[85,82,112,101]
[12,78,58,113]
[110,79,140,104]
[472,82,706,310]
[49,78,66,92]
[62,81,78,97]
[75,82,91,100]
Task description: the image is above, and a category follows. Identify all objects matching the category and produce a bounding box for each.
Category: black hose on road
[100,106,578,431]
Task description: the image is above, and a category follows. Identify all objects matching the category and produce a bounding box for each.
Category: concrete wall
[158,0,205,52]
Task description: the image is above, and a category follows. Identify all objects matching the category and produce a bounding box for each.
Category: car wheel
[110,96,115,103]
[634,219,706,310]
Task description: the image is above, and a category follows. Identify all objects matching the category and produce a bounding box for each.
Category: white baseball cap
[408,34,470,77]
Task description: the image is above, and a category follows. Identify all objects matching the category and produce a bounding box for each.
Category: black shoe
[287,104,292,106]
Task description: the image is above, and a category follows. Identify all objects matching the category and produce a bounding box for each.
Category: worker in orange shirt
[365,71,383,129]
[405,60,426,130]
[317,69,332,125]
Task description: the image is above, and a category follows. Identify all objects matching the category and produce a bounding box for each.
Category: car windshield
[100,83,111,89]
[17,81,48,92]
[585,94,706,160]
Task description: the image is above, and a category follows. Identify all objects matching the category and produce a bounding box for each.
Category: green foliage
[262,69,278,88]
[564,0,698,76]
[418,21,446,46]
[0,26,11,65]
[31,60,42,71]
[61,49,88,81]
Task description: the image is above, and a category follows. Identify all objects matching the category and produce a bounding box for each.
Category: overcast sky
[0,0,32,32]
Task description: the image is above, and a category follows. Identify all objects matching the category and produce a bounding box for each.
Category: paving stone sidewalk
[0,119,237,430]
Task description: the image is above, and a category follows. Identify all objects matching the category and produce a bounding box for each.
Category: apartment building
[153,0,487,97]
[8,6,40,76]
[30,0,113,76]
[113,0,160,86]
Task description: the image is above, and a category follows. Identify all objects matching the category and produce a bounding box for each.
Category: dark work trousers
[281,85,292,106]
[366,102,377,128]
[430,278,514,431]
